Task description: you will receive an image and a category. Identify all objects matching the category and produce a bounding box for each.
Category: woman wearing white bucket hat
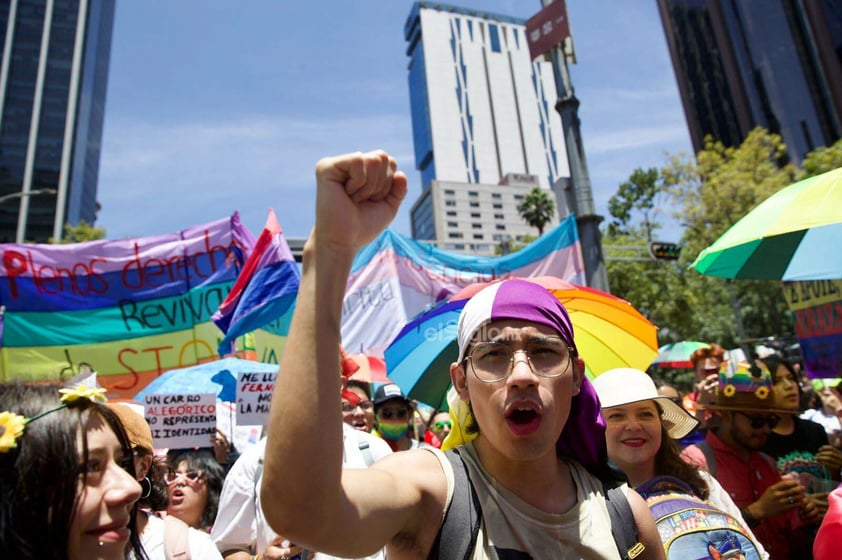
[593,368,770,560]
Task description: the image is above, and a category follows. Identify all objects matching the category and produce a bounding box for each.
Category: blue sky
[98,0,693,242]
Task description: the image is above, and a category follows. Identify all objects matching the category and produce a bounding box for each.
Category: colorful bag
[636,476,761,560]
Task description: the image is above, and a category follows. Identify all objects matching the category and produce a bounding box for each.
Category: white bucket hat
[592,368,699,439]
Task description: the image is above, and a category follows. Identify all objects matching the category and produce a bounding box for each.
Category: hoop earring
[140,476,152,499]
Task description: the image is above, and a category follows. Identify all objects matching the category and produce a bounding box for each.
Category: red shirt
[681,429,806,559]
[814,486,842,559]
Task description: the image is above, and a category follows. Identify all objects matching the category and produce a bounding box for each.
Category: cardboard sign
[237,369,277,425]
[144,393,217,448]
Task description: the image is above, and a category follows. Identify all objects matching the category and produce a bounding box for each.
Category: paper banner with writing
[783,280,842,378]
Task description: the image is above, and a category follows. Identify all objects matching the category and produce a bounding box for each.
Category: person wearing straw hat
[681,363,820,559]
[592,368,769,559]
[259,151,664,560]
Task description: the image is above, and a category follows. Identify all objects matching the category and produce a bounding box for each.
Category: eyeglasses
[467,337,574,383]
[735,411,781,430]
[378,408,409,420]
[434,420,452,431]
[342,400,373,413]
[164,469,205,486]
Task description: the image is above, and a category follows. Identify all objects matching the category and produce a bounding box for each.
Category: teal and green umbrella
[652,341,710,369]
[691,167,842,281]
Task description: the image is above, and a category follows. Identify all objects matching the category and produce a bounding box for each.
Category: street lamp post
[0,188,58,242]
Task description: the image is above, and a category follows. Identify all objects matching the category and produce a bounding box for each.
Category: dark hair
[760,355,803,410]
[170,450,225,528]
[136,447,170,511]
[345,379,372,399]
[0,382,144,559]
[653,423,709,500]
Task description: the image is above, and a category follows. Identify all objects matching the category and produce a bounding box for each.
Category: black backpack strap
[428,448,481,560]
[602,481,645,560]
[696,439,717,477]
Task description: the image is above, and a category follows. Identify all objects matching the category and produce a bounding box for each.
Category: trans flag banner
[213,209,300,356]
[0,214,259,398]
[340,214,585,356]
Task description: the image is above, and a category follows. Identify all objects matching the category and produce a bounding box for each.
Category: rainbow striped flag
[0,214,265,398]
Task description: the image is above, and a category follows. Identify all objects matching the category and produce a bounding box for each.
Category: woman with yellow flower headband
[0,381,144,559]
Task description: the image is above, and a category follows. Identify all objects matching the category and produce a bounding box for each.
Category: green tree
[659,128,798,345]
[517,187,555,236]
[606,167,663,241]
[51,220,106,244]
[801,138,842,177]
[494,234,536,256]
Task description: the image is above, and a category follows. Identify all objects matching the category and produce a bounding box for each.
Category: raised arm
[261,151,426,555]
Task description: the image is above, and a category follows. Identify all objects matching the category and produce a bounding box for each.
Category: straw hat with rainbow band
[441,278,609,472]
[698,360,791,415]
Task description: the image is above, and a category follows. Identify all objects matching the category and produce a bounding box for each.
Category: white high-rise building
[405,2,569,250]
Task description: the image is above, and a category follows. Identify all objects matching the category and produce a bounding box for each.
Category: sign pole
[534,0,610,292]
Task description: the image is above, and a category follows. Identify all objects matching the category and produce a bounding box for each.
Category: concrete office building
[0,0,115,243]
[411,173,550,254]
[657,0,842,165]
[405,2,568,253]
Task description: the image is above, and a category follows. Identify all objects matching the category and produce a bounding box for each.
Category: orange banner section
[0,327,287,399]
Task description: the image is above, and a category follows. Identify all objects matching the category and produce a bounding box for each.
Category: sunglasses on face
[164,469,205,485]
[735,411,781,430]
[434,420,452,431]
[378,408,409,420]
[342,400,374,413]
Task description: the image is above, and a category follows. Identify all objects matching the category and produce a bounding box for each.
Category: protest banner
[783,280,842,378]
[340,215,585,356]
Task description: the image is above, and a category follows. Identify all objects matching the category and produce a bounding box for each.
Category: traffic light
[649,241,681,261]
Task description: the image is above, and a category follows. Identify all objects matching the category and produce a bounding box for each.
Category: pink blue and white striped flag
[213,209,300,355]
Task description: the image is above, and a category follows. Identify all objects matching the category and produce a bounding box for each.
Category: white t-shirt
[211,424,391,559]
[136,512,223,559]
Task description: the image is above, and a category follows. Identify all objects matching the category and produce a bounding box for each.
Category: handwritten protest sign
[237,369,277,425]
[784,280,842,378]
[144,392,217,448]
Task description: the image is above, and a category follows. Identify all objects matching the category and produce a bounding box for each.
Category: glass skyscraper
[657,0,842,165]
[405,2,569,244]
[0,0,115,243]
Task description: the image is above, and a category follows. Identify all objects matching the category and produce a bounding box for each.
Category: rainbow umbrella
[385,277,658,409]
[691,167,842,280]
[652,341,710,369]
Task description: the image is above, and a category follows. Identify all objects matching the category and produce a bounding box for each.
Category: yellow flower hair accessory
[59,384,107,404]
[755,386,770,400]
[0,412,26,452]
[0,385,108,454]
[723,384,736,398]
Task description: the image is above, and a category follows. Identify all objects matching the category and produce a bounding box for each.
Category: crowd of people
[1,150,840,559]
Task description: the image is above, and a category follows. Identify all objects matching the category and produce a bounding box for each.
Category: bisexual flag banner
[212,209,300,355]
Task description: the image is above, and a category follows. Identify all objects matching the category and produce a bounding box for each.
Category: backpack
[429,448,644,560]
[636,476,762,560]
[163,514,191,560]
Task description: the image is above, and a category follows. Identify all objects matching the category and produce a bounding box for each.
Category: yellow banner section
[783,280,842,311]
[0,324,287,399]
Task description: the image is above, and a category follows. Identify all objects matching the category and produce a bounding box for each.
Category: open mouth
[621,438,646,447]
[505,403,541,435]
